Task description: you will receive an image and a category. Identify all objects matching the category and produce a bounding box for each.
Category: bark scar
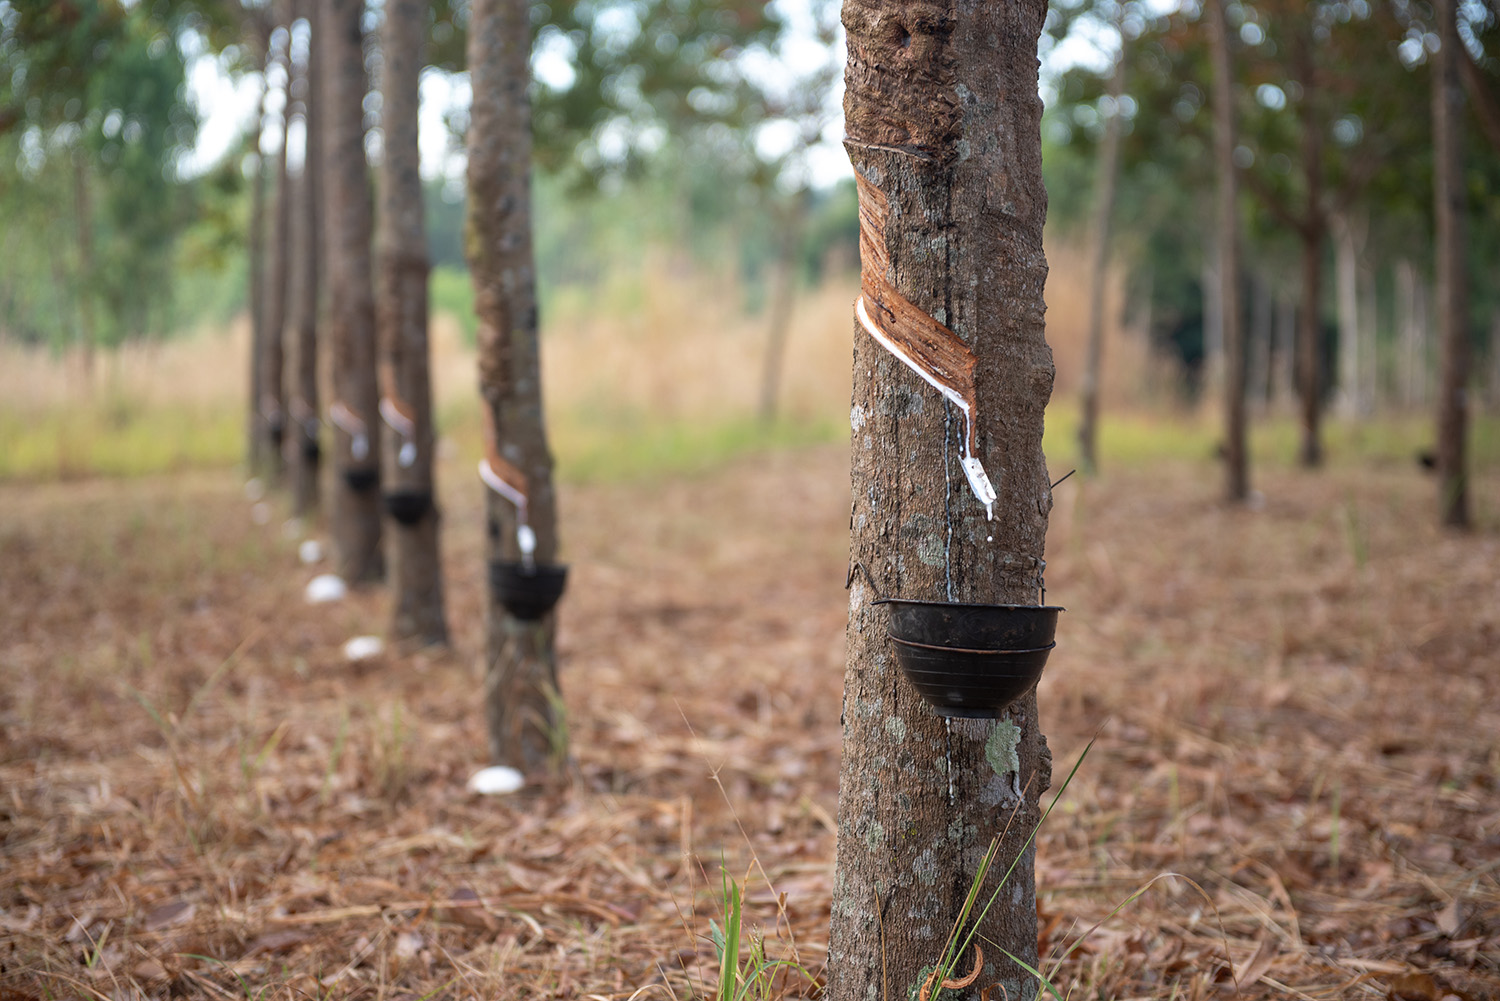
[478,403,535,564]
[377,364,419,468]
[329,400,370,461]
[854,171,996,518]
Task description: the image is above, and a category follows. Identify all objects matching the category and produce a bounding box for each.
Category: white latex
[467,765,525,795]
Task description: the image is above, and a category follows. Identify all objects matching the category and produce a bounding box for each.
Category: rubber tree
[830,2,1056,1000]
[467,0,563,774]
[1077,24,1125,476]
[246,11,270,475]
[1205,0,1248,502]
[1433,0,1470,528]
[259,0,293,485]
[323,0,383,582]
[287,2,322,519]
[377,0,448,644]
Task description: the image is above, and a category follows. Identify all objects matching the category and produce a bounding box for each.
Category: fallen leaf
[143,900,194,932]
[241,929,314,958]
[1388,972,1440,1001]
[1436,898,1462,937]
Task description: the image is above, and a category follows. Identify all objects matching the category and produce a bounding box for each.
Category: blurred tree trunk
[1433,0,1469,528]
[1294,34,1325,467]
[1274,291,1296,410]
[323,0,383,581]
[757,191,806,426]
[830,1,1054,999]
[1206,0,1248,502]
[1078,35,1125,475]
[246,16,270,475]
[1248,273,1272,413]
[260,0,293,487]
[72,159,96,381]
[379,0,448,645]
[288,1,322,518]
[468,0,562,774]
[1333,211,1365,418]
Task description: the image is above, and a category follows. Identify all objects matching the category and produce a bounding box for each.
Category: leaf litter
[1,448,1498,999]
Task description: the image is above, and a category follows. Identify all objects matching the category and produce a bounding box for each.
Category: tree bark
[71,159,96,381]
[1333,211,1363,418]
[247,21,270,475]
[1433,0,1470,528]
[1294,34,1324,467]
[1206,0,1248,502]
[261,1,294,486]
[379,0,448,645]
[288,1,322,519]
[467,0,563,774]
[830,3,1054,1000]
[323,0,383,580]
[1078,35,1125,475]
[1247,273,1272,412]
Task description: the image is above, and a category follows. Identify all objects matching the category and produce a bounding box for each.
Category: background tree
[1077,10,1126,475]
[467,0,563,774]
[378,0,448,644]
[830,1,1055,998]
[245,8,272,475]
[323,0,382,582]
[1206,0,1248,501]
[1433,0,1470,527]
[259,0,293,485]
[287,2,322,517]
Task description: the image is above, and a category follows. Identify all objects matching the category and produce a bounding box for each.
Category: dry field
[3,430,1499,1000]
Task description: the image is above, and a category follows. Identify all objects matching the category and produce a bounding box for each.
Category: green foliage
[0,0,229,350]
[1044,0,1500,379]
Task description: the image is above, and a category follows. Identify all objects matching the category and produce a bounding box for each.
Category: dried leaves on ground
[2,446,1498,1000]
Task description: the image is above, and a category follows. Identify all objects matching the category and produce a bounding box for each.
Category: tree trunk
[72,158,96,382]
[1078,36,1125,475]
[1274,291,1296,410]
[323,0,383,580]
[1248,273,1272,413]
[247,28,269,475]
[830,3,1054,1000]
[757,192,806,426]
[1333,211,1364,418]
[1396,258,1417,408]
[288,2,322,519]
[261,1,294,487]
[468,0,563,774]
[1359,259,1378,411]
[1433,0,1470,528]
[1206,0,1248,502]
[1295,32,1324,467]
[378,0,448,646]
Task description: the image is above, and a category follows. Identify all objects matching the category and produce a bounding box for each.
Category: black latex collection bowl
[876,598,1063,718]
[342,468,379,492]
[301,439,322,463]
[488,560,569,620]
[383,489,432,526]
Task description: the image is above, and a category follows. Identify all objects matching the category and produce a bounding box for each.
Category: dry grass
[0,237,1157,484]
[3,431,1499,999]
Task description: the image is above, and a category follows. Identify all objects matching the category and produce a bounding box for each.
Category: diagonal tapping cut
[478,403,537,567]
[329,399,370,462]
[377,363,420,469]
[854,172,997,519]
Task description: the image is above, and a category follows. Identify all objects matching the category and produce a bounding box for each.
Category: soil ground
[2,443,1499,1000]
